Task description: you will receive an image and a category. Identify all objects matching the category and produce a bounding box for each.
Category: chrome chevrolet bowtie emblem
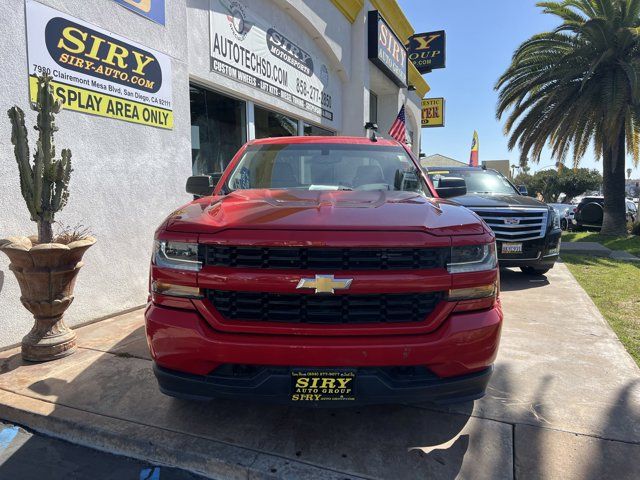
[504,218,520,225]
[296,275,353,294]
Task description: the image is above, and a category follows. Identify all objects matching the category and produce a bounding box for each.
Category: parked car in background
[629,200,638,223]
[426,166,562,275]
[573,196,638,230]
[146,136,503,406]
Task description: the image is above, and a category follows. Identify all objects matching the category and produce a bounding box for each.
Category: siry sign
[26,1,173,129]
[266,28,314,77]
[367,10,407,88]
[209,0,336,122]
[407,30,446,73]
[422,98,445,128]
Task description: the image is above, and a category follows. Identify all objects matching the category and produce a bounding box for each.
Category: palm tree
[496,0,640,235]
[628,167,633,179]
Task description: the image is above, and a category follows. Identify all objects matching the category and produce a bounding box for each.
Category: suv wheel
[520,266,550,276]
[560,218,568,230]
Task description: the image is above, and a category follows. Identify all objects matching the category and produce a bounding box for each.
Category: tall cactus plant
[7,75,72,244]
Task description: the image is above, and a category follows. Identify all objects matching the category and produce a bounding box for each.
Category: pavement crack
[405,401,640,446]
[245,452,260,479]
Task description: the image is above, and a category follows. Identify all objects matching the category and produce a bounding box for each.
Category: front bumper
[153,363,494,406]
[497,229,561,269]
[145,301,503,405]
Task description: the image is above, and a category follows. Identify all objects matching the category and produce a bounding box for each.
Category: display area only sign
[422,98,445,128]
[209,0,336,122]
[26,1,173,129]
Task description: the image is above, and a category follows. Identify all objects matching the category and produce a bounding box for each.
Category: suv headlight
[153,240,202,271]
[549,209,561,230]
[448,243,497,273]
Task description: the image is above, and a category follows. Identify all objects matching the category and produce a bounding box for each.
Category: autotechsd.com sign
[209,0,336,122]
[25,1,173,129]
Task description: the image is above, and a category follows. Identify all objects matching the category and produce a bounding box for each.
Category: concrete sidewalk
[561,240,640,261]
[0,263,638,479]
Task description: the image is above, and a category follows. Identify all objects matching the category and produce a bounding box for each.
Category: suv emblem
[296,275,353,294]
[504,218,520,225]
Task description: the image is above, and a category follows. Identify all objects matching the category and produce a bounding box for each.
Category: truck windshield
[428,169,517,195]
[227,143,431,195]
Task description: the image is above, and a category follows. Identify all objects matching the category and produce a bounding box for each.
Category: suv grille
[471,208,548,242]
[206,290,443,324]
[202,246,448,270]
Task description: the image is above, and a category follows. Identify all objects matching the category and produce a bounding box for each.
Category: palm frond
[497,0,640,168]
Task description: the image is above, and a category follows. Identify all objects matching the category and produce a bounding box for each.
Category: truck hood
[450,193,548,209]
[164,189,486,236]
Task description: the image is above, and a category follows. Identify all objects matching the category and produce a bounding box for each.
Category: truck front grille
[471,208,548,242]
[202,246,449,270]
[206,290,443,324]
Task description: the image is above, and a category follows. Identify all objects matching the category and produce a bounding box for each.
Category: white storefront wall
[0,0,423,348]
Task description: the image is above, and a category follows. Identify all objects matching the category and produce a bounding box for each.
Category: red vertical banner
[469,131,479,167]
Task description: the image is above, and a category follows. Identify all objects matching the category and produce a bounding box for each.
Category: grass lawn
[563,231,640,257]
[562,254,640,367]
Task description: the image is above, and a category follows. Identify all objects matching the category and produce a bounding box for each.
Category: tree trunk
[601,130,628,236]
[37,219,53,244]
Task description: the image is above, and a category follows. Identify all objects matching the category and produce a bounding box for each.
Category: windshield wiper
[308,185,353,191]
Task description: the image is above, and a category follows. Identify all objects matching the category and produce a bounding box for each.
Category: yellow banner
[421,97,445,128]
[29,76,173,130]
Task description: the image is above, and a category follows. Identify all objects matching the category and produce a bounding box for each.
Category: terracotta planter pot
[0,236,96,362]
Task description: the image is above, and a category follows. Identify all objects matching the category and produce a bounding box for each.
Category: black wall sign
[367,10,407,87]
[407,30,446,73]
[46,16,162,93]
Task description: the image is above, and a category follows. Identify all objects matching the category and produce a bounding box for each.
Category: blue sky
[398,0,640,177]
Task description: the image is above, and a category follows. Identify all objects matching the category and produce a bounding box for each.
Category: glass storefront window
[190,84,246,175]
[304,123,334,136]
[255,106,298,138]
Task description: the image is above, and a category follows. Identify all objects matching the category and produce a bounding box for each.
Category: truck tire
[520,266,551,276]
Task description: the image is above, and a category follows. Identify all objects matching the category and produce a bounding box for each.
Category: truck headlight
[448,243,497,273]
[153,240,202,271]
[549,209,561,230]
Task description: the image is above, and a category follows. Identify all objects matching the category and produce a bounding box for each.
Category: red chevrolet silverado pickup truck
[146,136,502,405]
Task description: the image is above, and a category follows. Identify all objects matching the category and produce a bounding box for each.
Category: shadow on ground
[499,268,550,292]
[0,265,639,478]
[0,325,483,479]
[561,253,640,270]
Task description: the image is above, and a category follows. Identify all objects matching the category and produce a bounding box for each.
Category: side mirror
[186,173,223,197]
[435,177,467,198]
[518,185,528,196]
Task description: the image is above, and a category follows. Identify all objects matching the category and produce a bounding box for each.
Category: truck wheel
[520,266,550,276]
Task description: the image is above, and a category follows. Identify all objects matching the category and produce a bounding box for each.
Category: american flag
[388,105,407,143]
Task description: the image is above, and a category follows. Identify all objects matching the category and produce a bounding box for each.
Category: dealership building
[0,0,430,348]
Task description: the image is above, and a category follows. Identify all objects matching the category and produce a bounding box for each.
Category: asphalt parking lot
[0,262,638,479]
[0,422,206,479]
